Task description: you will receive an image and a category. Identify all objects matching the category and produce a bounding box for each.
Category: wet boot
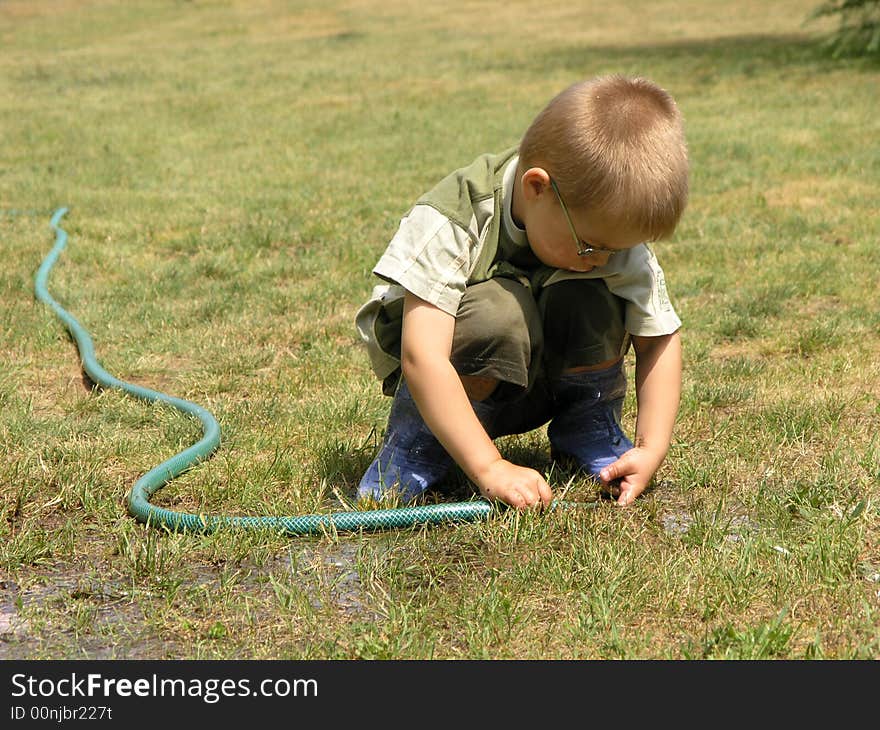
[547,362,634,480]
[357,379,498,502]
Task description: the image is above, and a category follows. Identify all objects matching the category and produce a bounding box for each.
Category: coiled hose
[34,208,585,535]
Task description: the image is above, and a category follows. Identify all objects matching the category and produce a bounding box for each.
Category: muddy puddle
[1,538,372,659]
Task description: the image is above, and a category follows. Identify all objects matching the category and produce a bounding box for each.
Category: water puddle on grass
[659,510,761,542]
[236,539,373,617]
[659,512,694,536]
[295,540,368,615]
[0,580,29,642]
[1,536,381,658]
[0,574,171,659]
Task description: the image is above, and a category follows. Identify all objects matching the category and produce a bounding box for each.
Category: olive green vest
[357,148,543,392]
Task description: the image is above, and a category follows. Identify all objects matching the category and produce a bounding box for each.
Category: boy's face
[518,168,645,272]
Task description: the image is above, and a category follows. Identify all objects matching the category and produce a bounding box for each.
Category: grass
[1,0,878,660]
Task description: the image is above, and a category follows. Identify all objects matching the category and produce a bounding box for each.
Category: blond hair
[518,75,689,240]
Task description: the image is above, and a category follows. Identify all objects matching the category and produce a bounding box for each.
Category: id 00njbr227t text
[11,705,113,722]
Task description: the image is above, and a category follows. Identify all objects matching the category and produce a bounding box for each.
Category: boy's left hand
[598,447,664,506]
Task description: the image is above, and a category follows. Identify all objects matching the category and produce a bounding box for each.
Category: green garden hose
[35,208,585,535]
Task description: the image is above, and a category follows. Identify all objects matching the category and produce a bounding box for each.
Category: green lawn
[1,0,877,659]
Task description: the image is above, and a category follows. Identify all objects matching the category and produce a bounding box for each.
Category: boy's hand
[599,447,664,506]
[607,331,681,507]
[474,458,554,509]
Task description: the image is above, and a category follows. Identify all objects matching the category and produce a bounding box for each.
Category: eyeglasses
[549,177,619,258]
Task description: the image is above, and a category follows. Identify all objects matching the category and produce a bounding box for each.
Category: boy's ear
[520,167,551,200]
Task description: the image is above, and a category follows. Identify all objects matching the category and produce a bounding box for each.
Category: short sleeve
[372,204,476,316]
[539,244,681,337]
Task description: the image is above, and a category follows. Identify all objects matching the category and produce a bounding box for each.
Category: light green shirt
[356,149,681,382]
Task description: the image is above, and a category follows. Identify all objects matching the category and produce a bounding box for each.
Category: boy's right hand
[474,458,553,509]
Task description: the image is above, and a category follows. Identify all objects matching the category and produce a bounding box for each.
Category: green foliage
[810,0,880,56]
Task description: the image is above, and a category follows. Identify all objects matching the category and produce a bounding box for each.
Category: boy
[355,75,687,509]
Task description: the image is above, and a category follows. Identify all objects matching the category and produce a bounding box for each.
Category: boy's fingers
[538,490,552,507]
[520,484,546,509]
[535,474,554,506]
[599,457,628,484]
[517,470,552,508]
[616,481,637,506]
[600,456,639,505]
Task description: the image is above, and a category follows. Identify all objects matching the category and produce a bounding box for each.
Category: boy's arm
[599,330,682,506]
[400,292,553,509]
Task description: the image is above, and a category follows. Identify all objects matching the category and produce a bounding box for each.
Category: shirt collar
[501,154,528,246]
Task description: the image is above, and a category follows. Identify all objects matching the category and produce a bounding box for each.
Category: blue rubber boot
[547,363,634,480]
[358,379,498,502]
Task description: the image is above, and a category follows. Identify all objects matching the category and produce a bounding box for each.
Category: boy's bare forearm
[400,293,552,507]
[400,295,503,483]
[632,331,682,466]
[403,358,504,482]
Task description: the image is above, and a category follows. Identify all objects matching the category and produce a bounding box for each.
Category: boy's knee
[460,279,537,337]
[451,279,542,388]
[539,279,627,376]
